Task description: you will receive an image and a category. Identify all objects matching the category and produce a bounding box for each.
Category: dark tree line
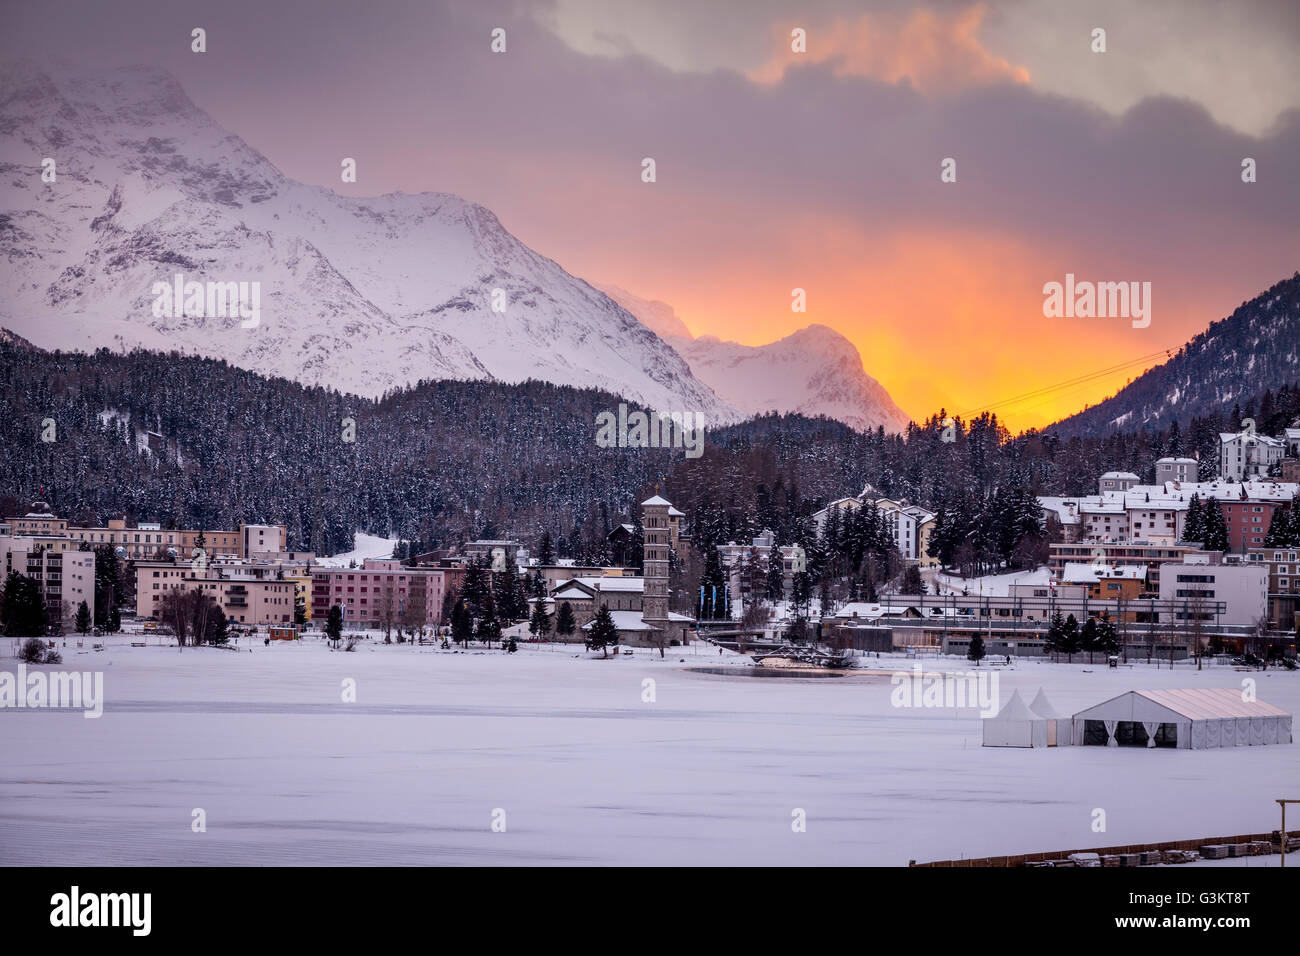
[2,338,1294,578]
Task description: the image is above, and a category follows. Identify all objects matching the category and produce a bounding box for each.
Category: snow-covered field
[2,638,1296,866]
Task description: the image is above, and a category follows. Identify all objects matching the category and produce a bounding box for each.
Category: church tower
[641,495,672,628]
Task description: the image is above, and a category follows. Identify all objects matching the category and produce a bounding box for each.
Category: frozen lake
[2,638,1297,866]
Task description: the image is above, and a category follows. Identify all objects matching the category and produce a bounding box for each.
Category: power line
[956,346,1178,419]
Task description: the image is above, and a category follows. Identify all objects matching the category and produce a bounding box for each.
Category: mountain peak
[600,287,910,433]
[0,64,738,420]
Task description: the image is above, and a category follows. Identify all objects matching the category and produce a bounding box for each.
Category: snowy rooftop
[576,576,644,592]
[1219,432,1284,446]
[834,602,920,619]
[1061,563,1147,584]
[581,610,655,631]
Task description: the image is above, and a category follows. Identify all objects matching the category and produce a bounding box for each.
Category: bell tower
[641,495,672,628]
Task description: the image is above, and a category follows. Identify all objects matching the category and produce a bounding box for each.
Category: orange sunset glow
[8,0,1297,433]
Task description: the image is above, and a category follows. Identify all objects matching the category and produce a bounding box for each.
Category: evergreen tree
[585,604,620,658]
[2,571,45,637]
[536,530,555,566]
[1060,613,1082,662]
[325,604,344,646]
[209,606,230,645]
[1264,503,1299,547]
[555,600,576,639]
[74,600,92,635]
[475,612,501,647]
[1201,500,1230,551]
[461,558,492,618]
[967,633,986,664]
[898,565,925,596]
[451,599,474,646]
[764,548,784,603]
[1080,616,1099,663]
[494,562,526,621]
[791,570,812,614]
[528,600,551,639]
[92,544,122,628]
[1183,495,1204,543]
[1095,612,1120,658]
[1044,610,1065,660]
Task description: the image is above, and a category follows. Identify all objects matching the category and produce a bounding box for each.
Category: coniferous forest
[1,336,1298,568]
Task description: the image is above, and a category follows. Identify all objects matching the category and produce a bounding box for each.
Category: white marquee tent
[1071,688,1293,750]
[1028,688,1074,747]
[982,689,1046,748]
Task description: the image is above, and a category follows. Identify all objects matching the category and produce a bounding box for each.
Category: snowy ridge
[0,61,738,419]
[596,284,911,434]
[1051,272,1300,436]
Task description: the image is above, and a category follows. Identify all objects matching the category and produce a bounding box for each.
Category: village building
[310,559,464,630]
[0,539,95,632]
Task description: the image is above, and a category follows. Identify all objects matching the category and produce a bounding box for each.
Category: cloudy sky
[5,0,1298,429]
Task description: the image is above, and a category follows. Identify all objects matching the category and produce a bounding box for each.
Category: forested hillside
[1,338,1296,564]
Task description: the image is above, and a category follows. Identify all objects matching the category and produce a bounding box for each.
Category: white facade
[1156,562,1268,627]
[876,499,935,562]
[1219,432,1285,481]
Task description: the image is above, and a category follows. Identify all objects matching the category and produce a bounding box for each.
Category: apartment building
[1099,471,1139,494]
[1157,560,1268,627]
[1237,547,1300,632]
[311,559,463,629]
[1119,488,1190,544]
[875,499,938,565]
[0,540,95,632]
[1219,432,1286,481]
[718,530,807,597]
[4,503,290,562]
[1078,498,1129,542]
[1049,542,1206,593]
[1155,457,1198,484]
[136,560,299,625]
[1219,498,1284,552]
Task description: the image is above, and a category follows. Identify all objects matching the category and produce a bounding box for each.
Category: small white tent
[983,689,1046,748]
[1072,688,1293,750]
[1028,688,1074,747]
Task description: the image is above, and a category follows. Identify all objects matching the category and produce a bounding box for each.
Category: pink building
[311,559,463,629]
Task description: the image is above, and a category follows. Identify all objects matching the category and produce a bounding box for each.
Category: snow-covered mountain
[591,282,694,340]
[0,61,736,419]
[594,283,910,433]
[1049,272,1300,437]
[670,327,912,433]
